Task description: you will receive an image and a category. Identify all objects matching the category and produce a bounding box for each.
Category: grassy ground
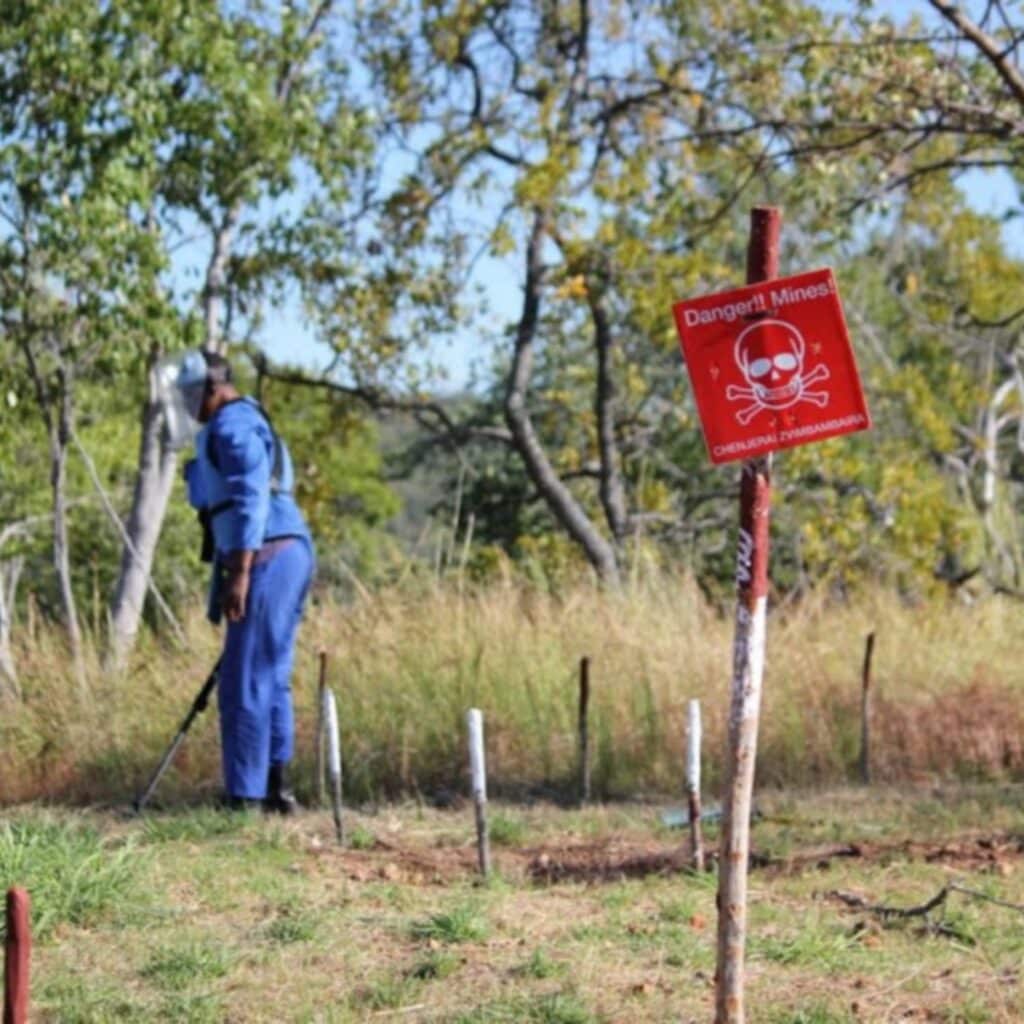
[3,785,1023,1023]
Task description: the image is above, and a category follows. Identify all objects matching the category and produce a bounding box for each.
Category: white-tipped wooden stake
[686,699,704,871]
[323,687,344,845]
[315,650,327,808]
[466,708,491,877]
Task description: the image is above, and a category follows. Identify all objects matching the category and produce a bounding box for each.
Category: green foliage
[3,382,209,625]
[140,940,233,988]
[753,925,861,971]
[518,948,563,980]
[408,949,460,980]
[410,904,488,944]
[768,1008,857,1024]
[8,0,1024,654]
[351,974,420,1011]
[0,817,141,941]
[454,991,594,1024]
[265,906,319,944]
[348,825,376,850]
[488,812,528,847]
[36,973,148,1024]
[141,808,248,844]
[256,372,402,580]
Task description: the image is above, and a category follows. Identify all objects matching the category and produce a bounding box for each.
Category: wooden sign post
[710,206,780,1024]
[673,205,872,1022]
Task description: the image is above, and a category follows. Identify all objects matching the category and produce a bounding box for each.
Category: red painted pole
[714,206,781,1024]
[4,888,30,1024]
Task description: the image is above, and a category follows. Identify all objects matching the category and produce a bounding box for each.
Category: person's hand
[222,550,255,622]
[222,568,250,622]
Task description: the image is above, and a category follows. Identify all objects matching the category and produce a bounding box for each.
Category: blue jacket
[185,398,310,557]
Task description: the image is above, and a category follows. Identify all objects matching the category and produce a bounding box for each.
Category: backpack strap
[206,398,286,496]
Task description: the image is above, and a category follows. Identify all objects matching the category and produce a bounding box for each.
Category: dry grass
[2,576,1024,805]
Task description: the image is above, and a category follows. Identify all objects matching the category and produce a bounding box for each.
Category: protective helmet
[175,350,209,419]
[154,350,212,450]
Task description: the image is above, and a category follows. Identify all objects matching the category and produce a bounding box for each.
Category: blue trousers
[218,538,314,799]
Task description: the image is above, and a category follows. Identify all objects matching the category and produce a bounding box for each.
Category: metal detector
[133,657,222,813]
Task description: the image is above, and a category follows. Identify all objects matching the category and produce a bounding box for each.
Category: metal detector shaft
[133,657,222,813]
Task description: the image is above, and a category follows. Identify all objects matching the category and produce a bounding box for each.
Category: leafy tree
[0,381,50,696]
[776,0,1024,591]
[104,0,373,662]
[0,0,173,677]
[292,0,847,584]
[252,364,402,582]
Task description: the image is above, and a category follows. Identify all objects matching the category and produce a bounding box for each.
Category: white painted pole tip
[324,688,341,778]
[687,699,702,793]
[466,707,487,801]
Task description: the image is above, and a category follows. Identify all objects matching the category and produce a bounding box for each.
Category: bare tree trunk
[504,211,621,584]
[50,370,84,682]
[202,205,242,354]
[0,555,24,699]
[979,378,1017,585]
[108,204,235,663]
[588,285,630,546]
[108,357,180,666]
[18,338,83,675]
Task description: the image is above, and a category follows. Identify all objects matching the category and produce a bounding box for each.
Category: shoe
[264,763,302,816]
[221,795,261,813]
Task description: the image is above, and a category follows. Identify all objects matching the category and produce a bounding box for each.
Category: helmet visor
[154,355,203,450]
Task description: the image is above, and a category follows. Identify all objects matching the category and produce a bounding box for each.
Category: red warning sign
[673,268,870,465]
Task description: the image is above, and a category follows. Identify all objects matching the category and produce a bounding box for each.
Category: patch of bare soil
[524,838,692,884]
[299,827,1024,887]
[523,831,1024,885]
[305,836,480,884]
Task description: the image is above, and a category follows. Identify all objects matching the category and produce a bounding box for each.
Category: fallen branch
[829,887,948,919]
[829,883,1024,921]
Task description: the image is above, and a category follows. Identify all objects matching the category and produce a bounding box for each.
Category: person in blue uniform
[174,350,314,813]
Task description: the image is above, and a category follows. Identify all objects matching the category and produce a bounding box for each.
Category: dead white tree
[0,517,47,699]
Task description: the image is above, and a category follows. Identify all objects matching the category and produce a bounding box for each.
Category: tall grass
[2,575,1024,805]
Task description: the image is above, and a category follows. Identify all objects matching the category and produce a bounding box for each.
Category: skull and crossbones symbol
[725,318,830,425]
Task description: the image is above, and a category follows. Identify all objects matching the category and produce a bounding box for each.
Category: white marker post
[323,687,344,845]
[686,699,704,872]
[466,708,491,877]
